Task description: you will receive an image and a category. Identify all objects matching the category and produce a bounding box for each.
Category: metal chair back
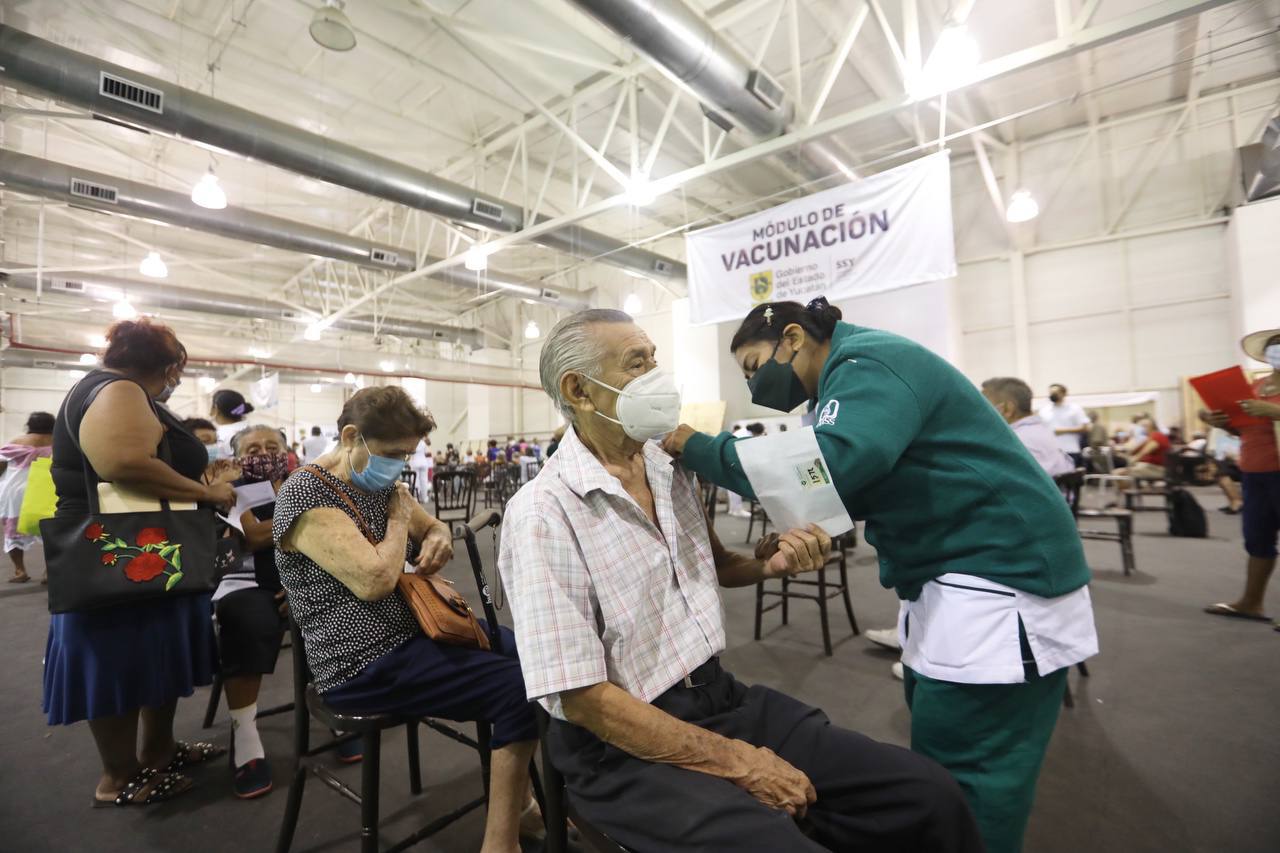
[433,470,476,522]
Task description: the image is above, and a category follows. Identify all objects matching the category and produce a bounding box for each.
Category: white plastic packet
[735,426,853,536]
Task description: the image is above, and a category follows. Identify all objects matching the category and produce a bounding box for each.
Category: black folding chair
[202,629,294,729]
[537,707,630,853]
[699,479,719,529]
[745,500,770,543]
[754,532,859,656]
[399,466,417,495]
[432,469,476,525]
[1056,469,1136,576]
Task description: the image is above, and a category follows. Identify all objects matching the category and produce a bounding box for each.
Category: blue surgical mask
[348,434,403,493]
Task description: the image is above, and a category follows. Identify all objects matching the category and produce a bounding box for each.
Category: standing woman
[210,389,255,458]
[1202,328,1280,625]
[0,411,55,582]
[664,298,1098,853]
[44,319,235,807]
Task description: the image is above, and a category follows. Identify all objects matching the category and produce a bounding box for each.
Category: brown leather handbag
[303,465,490,650]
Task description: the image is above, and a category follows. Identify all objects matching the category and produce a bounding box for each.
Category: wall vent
[700,103,734,132]
[747,69,785,111]
[99,71,164,114]
[539,288,561,303]
[50,278,87,293]
[471,198,505,223]
[369,248,399,266]
[652,259,674,276]
[69,178,118,204]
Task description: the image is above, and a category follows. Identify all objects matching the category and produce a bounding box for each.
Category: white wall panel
[955,259,1012,329]
[1025,242,1126,323]
[1125,225,1227,306]
[961,328,1017,387]
[1029,312,1132,394]
[1131,299,1234,390]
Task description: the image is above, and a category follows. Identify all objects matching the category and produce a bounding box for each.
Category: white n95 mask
[586,369,682,441]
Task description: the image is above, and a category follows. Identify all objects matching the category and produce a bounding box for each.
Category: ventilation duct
[0,150,416,272]
[0,26,686,281]
[0,266,490,350]
[565,0,852,183]
[1241,114,1280,202]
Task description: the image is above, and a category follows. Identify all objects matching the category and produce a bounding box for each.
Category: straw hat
[1241,328,1280,363]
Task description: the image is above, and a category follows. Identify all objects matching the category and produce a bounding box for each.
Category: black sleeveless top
[51,369,207,517]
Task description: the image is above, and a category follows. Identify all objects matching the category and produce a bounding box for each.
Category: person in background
[1202,328,1280,626]
[779,424,789,432]
[184,417,220,456]
[747,422,766,437]
[1038,383,1089,466]
[409,437,432,504]
[210,389,256,457]
[444,443,460,465]
[213,425,292,799]
[1114,417,1170,480]
[517,437,529,456]
[0,411,55,583]
[982,378,1074,477]
[725,423,753,519]
[44,319,235,807]
[486,439,502,463]
[545,425,566,459]
[302,426,328,464]
[286,443,301,472]
[274,386,541,851]
[530,437,543,461]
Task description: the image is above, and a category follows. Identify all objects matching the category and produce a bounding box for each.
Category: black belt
[676,656,720,689]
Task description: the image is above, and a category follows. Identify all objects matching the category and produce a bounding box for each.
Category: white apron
[898,573,1098,685]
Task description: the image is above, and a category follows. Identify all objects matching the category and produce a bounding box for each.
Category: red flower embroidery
[124,552,167,583]
[85,523,105,541]
[136,528,169,547]
[101,553,118,566]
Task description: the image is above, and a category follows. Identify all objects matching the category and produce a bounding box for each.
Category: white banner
[685,151,956,325]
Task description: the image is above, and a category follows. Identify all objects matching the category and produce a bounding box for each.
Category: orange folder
[1188,367,1264,429]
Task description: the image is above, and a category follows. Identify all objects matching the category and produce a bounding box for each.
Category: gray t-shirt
[273,466,419,692]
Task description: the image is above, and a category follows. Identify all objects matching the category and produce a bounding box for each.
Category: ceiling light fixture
[190,167,227,210]
[624,177,657,207]
[88,333,108,348]
[623,293,642,315]
[303,320,328,341]
[78,352,98,365]
[310,383,323,393]
[464,244,489,272]
[524,320,541,340]
[68,369,87,380]
[379,360,396,373]
[1005,189,1040,223]
[310,0,357,52]
[138,251,168,279]
[248,346,273,359]
[912,24,979,99]
[343,372,357,385]
[197,376,218,392]
[112,298,138,320]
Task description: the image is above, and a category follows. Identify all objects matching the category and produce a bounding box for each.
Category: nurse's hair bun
[805,296,843,333]
[730,296,842,352]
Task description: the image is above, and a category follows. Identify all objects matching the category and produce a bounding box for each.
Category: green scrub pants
[904,663,1068,853]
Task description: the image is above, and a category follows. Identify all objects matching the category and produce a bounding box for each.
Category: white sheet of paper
[218,481,277,533]
[734,426,853,537]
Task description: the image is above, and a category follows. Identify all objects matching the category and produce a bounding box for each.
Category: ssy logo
[749,270,773,304]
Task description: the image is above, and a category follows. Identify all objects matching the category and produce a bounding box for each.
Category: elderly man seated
[981,377,1074,478]
[499,309,981,853]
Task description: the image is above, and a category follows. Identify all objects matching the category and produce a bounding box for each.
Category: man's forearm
[716,552,771,587]
[561,682,749,780]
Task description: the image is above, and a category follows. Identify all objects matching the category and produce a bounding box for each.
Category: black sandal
[161,740,227,772]
[93,767,192,808]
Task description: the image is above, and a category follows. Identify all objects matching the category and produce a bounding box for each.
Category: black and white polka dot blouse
[273,466,420,693]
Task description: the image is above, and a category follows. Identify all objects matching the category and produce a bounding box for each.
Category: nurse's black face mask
[748,337,812,413]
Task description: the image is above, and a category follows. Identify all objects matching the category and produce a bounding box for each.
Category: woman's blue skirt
[42,593,216,725]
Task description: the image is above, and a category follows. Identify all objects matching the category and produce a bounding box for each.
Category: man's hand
[414,522,453,575]
[730,742,817,817]
[660,424,699,457]
[756,525,832,578]
[1239,399,1280,420]
[1199,408,1231,428]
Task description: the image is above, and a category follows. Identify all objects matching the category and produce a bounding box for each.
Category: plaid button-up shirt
[499,426,726,719]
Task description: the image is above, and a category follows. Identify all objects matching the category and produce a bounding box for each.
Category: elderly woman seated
[272,386,539,853]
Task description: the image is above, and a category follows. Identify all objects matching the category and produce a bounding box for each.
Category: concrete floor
[0,487,1277,852]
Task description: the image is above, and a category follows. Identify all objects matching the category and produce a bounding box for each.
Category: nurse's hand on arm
[561,682,816,817]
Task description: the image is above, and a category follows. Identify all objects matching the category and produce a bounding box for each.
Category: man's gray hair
[539,309,633,420]
[230,423,289,455]
[981,377,1033,417]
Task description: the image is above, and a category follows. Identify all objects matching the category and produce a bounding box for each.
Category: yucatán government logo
[749,270,773,303]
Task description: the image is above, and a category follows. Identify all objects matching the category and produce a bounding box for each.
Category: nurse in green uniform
[663,297,1098,853]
